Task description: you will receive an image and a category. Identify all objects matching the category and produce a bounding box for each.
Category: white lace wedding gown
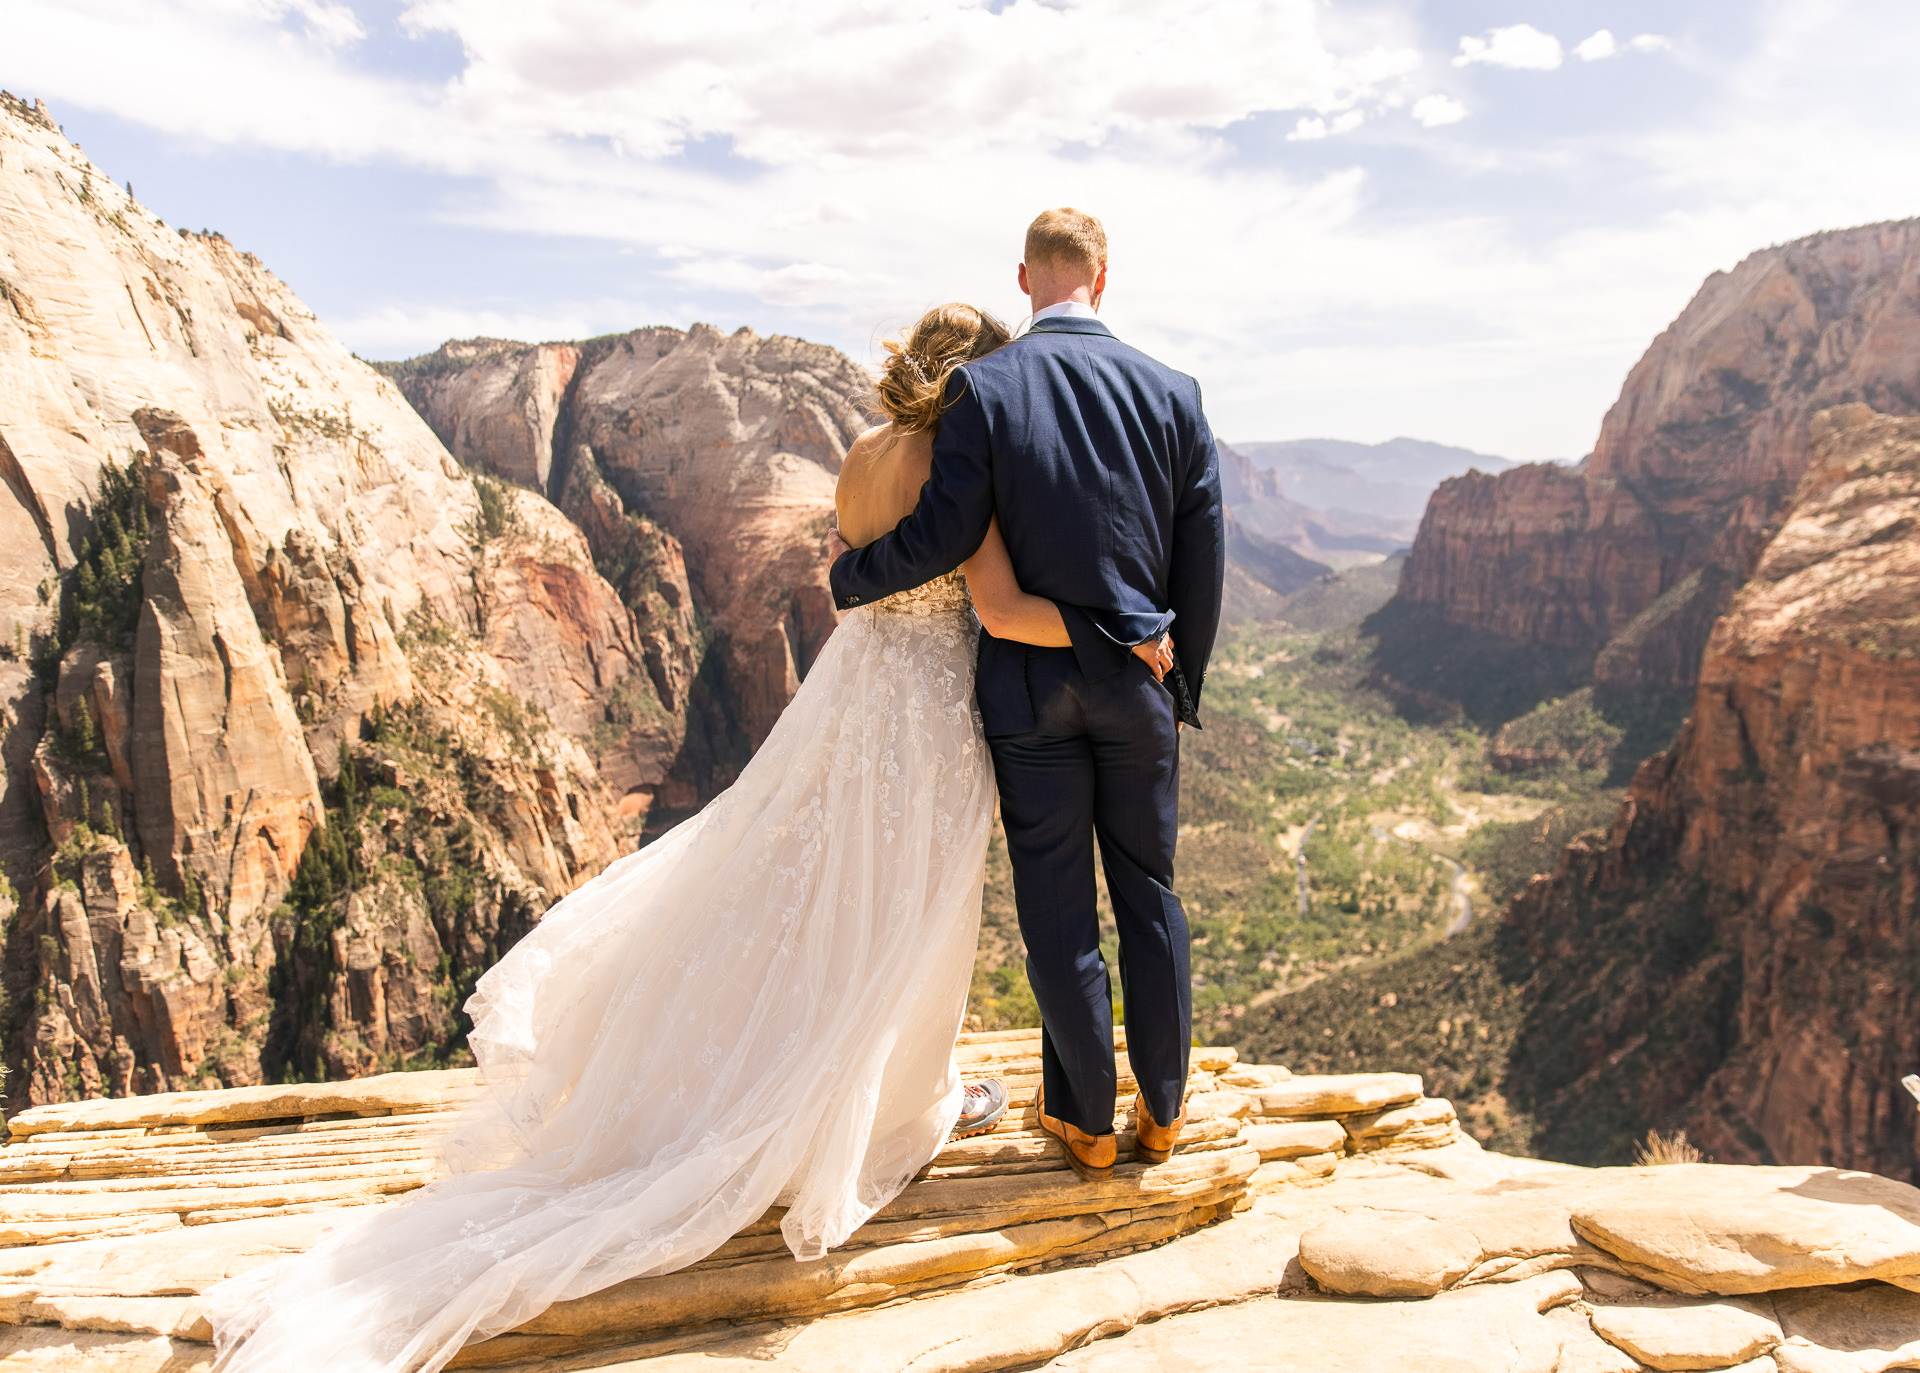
[205,573,994,1373]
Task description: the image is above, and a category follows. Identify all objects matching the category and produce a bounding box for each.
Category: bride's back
[837,423,934,547]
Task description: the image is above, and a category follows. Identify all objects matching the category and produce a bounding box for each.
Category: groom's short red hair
[1025,208,1107,276]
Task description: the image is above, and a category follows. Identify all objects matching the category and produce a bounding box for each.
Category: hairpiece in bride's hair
[874,303,1011,434]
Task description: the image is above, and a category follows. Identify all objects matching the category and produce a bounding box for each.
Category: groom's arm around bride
[831,207,1226,1180]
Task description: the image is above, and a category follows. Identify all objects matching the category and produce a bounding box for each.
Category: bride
[205,302,1172,1373]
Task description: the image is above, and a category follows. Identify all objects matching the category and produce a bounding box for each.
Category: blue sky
[6,0,1916,460]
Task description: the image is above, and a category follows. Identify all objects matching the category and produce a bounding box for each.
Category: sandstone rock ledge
[1,1034,1916,1372]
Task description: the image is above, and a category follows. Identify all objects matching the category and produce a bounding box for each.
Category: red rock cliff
[1502,405,1920,1180]
[390,325,872,792]
[1383,218,1920,705]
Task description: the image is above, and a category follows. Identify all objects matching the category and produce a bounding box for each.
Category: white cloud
[328,302,623,352]
[283,0,365,50]
[4,0,1918,461]
[763,201,869,233]
[1576,29,1670,61]
[1410,94,1467,127]
[394,0,1424,166]
[1454,24,1563,71]
[7,1,1428,174]
[1574,29,1617,61]
[1286,108,1365,142]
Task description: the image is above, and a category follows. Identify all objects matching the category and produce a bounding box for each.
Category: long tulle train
[206,590,993,1372]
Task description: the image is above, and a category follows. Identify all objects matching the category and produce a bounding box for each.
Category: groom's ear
[1017,261,1032,299]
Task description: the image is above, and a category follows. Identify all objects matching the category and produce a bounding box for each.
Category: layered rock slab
[7,1065,1919,1373]
[1050,1271,1585,1373]
[1585,1298,1783,1371]
[1567,1165,1920,1296]
[0,1039,1474,1369]
[1294,1163,1920,1300]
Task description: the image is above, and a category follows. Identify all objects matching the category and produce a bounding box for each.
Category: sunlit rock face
[1378,218,1920,710]
[391,323,871,780]
[0,94,643,1107]
[1504,405,1920,1181]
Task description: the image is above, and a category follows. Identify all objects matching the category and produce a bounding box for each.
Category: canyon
[1236,221,1920,1185]
[1329,222,1920,1183]
[4,79,1920,1210]
[1373,217,1920,720]
[3,54,1920,1373]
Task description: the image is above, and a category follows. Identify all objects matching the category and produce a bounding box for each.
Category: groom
[830,208,1225,1179]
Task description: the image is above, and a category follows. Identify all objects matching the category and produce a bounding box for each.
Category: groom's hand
[1131,633,1175,682]
[826,526,852,562]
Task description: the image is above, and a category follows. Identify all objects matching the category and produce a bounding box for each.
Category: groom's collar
[1025,314,1114,338]
[1019,299,1113,340]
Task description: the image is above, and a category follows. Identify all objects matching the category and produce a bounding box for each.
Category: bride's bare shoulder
[841,423,933,484]
[845,423,898,464]
[837,423,934,544]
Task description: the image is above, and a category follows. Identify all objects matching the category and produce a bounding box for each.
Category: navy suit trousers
[986,645,1191,1137]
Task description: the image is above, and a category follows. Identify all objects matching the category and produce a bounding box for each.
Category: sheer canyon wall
[1501,404,1920,1179]
[1373,218,1920,719]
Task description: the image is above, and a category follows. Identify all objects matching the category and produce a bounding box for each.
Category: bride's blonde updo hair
[875,303,1011,434]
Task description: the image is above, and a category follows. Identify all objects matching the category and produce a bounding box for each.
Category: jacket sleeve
[829,369,996,611]
[1166,385,1225,715]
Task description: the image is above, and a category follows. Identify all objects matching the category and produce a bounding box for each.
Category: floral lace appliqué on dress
[206,575,994,1373]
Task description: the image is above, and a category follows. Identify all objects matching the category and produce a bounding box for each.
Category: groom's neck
[1019,259,1107,314]
[1030,283,1098,312]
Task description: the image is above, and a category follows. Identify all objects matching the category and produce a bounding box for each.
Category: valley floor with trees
[963,568,1636,1161]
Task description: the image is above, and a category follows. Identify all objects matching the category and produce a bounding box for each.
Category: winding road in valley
[1438,856,1474,938]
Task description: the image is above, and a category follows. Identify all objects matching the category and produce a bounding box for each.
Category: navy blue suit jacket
[829,316,1225,732]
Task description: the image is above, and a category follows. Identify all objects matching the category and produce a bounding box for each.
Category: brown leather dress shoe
[1132,1090,1186,1164]
[1036,1087,1116,1181]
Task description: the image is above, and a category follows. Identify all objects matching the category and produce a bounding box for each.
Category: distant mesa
[1233,436,1519,525]
[378,324,873,780]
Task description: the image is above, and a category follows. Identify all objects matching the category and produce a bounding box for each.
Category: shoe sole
[1036,1089,1115,1181]
[1132,1093,1185,1165]
[1057,1145,1113,1182]
[949,1101,1009,1141]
